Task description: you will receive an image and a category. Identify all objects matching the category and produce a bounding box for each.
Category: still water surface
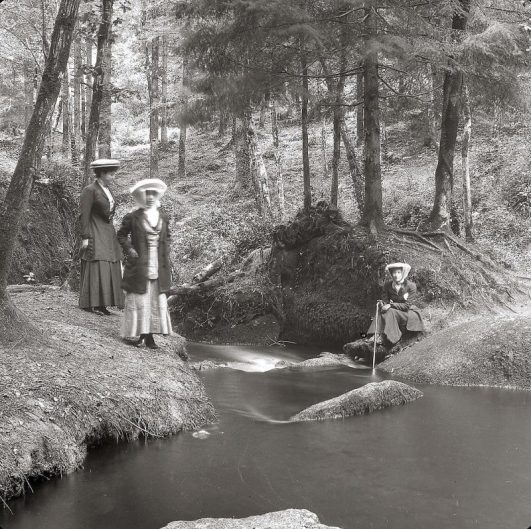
[2,343,531,529]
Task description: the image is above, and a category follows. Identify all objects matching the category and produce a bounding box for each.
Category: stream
[2,343,531,529]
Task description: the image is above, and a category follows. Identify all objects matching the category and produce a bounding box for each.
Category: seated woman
[367,262,425,347]
[117,178,173,349]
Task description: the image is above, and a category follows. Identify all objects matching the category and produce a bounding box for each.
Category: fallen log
[192,257,224,284]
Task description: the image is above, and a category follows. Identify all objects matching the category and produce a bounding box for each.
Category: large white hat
[90,158,121,170]
[386,262,411,279]
[130,178,168,196]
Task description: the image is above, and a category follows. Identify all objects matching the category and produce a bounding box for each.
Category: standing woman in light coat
[78,159,124,314]
[117,178,173,349]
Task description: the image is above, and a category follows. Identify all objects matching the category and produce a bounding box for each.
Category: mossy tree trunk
[362,1,384,235]
[0,0,82,343]
[428,0,470,231]
[83,0,113,186]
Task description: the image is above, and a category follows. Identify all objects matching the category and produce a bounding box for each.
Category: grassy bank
[0,288,216,503]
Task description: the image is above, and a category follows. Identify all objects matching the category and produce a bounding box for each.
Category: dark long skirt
[367,307,424,345]
[79,259,124,309]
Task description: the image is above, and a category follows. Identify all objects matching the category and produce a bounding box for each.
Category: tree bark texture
[178,56,188,179]
[461,81,473,241]
[61,70,70,155]
[160,35,169,145]
[341,118,364,214]
[98,15,113,158]
[362,2,384,234]
[149,36,160,177]
[83,0,113,186]
[0,0,82,319]
[301,44,311,213]
[248,120,272,218]
[73,36,82,160]
[356,71,364,146]
[428,0,470,230]
[234,112,251,191]
[271,99,285,219]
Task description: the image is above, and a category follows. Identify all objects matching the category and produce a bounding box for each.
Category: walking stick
[372,302,380,370]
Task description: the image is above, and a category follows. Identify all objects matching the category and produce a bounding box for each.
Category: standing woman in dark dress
[367,262,425,346]
[118,178,172,349]
[78,159,124,314]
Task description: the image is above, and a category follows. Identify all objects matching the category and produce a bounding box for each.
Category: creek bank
[0,289,215,502]
[290,380,422,422]
[170,204,519,349]
[380,308,531,389]
[162,509,341,529]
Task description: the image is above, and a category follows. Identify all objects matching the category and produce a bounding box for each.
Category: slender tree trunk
[23,59,34,129]
[0,0,82,342]
[321,115,329,179]
[461,81,473,241]
[425,63,438,149]
[98,16,113,158]
[301,43,311,212]
[178,56,188,179]
[341,118,364,214]
[160,35,169,145]
[259,91,269,129]
[234,111,252,191]
[218,109,228,137]
[82,39,93,142]
[428,0,470,231]
[61,70,70,155]
[271,99,285,219]
[356,70,364,146]
[73,37,81,157]
[362,2,383,235]
[248,120,272,218]
[149,36,160,177]
[83,0,113,186]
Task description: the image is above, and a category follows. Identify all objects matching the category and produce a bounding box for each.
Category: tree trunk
[98,14,113,158]
[61,70,70,156]
[160,35,169,145]
[259,91,269,129]
[178,56,188,179]
[82,39,92,142]
[301,43,311,213]
[234,112,251,191]
[362,2,383,235]
[248,120,272,218]
[23,59,34,130]
[73,36,82,162]
[425,63,438,149]
[356,70,364,146]
[271,99,285,219]
[341,118,364,214]
[461,80,473,241]
[83,0,113,186]
[0,0,82,342]
[218,109,228,137]
[428,0,470,231]
[149,36,160,177]
[321,115,329,179]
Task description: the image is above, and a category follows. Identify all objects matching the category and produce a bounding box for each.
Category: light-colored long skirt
[79,259,124,309]
[121,279,172,338]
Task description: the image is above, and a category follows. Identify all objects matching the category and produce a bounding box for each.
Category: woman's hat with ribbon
[385,262,411,280]
[90,158,121,170]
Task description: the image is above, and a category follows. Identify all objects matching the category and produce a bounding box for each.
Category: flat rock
[161,509,341,529]
[290,380,423,422]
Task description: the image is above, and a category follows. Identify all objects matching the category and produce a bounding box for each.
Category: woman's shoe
[145,334,159,349]
[95,306,112,315]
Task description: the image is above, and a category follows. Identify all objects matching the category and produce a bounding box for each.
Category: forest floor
[0,287,216,503]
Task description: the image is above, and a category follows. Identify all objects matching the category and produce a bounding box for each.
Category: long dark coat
[79,181,121,262]
[117,208,172,294]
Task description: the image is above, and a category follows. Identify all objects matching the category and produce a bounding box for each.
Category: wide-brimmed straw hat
[386,262,411,279]
[129,178,167,197]
[90,158,121,170]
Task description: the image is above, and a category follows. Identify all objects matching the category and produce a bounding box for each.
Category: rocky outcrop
[290,380,423,422]
[161,509,342,529]
[276,352,360,370]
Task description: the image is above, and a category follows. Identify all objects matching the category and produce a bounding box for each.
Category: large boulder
[290,380,423,422]
[343,339,388,364]
[161,509,341,529]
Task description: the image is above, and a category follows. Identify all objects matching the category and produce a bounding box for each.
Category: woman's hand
[81,239,89,249]
[380,303,391,312]
[128,249,139,259]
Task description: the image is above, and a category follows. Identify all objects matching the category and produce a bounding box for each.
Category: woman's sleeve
[117,213,134,254]
[381,282,390,304]
[79,186,93,239]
